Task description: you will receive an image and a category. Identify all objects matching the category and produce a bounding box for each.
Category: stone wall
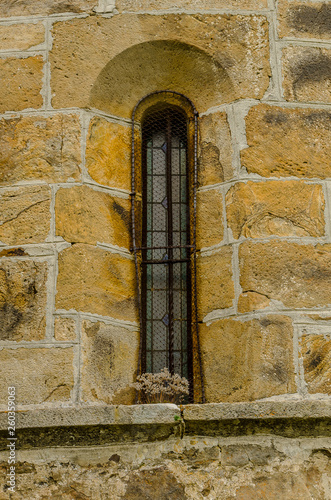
[0,0,331,410]
[1,402,331,499]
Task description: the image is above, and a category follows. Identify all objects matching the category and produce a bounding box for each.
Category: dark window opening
[141,106,193,382]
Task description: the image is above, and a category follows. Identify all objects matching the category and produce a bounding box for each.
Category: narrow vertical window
[141,107,191,379]
[132,91,205,403]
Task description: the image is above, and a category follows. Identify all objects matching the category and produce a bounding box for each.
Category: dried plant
[132,368,189,404]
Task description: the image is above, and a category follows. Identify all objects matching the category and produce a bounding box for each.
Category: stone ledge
[0,403,181,429]
[182,400,331,421]
[1,401,331,450]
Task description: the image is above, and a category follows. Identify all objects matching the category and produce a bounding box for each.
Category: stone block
[239,241,331,309]
[0,259,47,342]
[300,334,331,395]
[282,46,331,103]
[0,23,44,51]
[0,186,51,245]
[56,244,137,322]
[226,181,325,239]
[0,347,74,405]
[198,112,233,185]
[0,114,81,186]
[117,0,268,11]
[196,189,224,249]
[55,185,131,248]
[278,1,331,40]
[81,320,139,404]
[200,315,295,403]
[85,117,131,191]
[197,247,234,319]
[0,56,43,113]
[241,104,331,178]
[54,317,76,341]
[50,14,270,116]
[0,0,96,17]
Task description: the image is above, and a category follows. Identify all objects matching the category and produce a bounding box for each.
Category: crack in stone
[0,199,49,226]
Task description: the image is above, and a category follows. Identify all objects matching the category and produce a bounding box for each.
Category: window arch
[131,91,205,403]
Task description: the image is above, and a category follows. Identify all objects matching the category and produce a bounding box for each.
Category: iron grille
[131,91,205,403]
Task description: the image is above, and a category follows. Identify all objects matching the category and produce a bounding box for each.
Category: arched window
[131,92,204,403]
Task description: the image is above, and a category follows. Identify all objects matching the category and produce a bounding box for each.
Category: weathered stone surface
[0,114,81,185]
[198,112,233,185]
[0,56,43,113]
[221,444,280,467]
[200,316,295,402]
[182,400,331,420]
[0,186,51,245]
[235,473,312,500]
[0,443,330,500]
[197,247,234,318]
[56,244,137,321]
[0,259,47,342]
[81,320,138,404]
[196,189,224,249]
[0,0,96,17]
[0,23,44,51]
[300,334,331,395]
[124,468,186,500]
[55,185,131,248]
[239,241,331,309]
[226,181,325,239]
[241,104,331,178]
[237,291,270,313]
[54,316,76,341]
[282,46,331,103]
[51,14,270,116]
[278,1,331,40]
[86,117,131,191]
[117,0,268,11]
[0,347,74,405]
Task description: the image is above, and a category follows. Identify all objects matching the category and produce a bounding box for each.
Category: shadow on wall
[90,40,233,117]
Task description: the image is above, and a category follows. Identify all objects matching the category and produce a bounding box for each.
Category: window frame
[131,91,205,403]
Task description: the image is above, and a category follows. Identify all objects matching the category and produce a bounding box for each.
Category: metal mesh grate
[141,107,192,380]
[131,91,205,403]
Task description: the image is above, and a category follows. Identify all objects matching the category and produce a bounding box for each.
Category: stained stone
[239,241,331,309]
[0,259,47,342]
[241,104,331,178]
[282,46,331,104]
[226,181,325,239]
[0,347,74,405]
[197,246,234,319]
[0,114,81,185]
[196,189,224,249]
[81,320,139,405]
[55,185,131,249]
[300,334,331,395]
[200,315,295,403]
[86,117,131,191]
[198,112,233,185]
[278,1,331,40]
[56,244,137,322]
[0,186,51,245]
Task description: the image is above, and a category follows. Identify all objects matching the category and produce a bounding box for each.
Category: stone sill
[1,400,331,450]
